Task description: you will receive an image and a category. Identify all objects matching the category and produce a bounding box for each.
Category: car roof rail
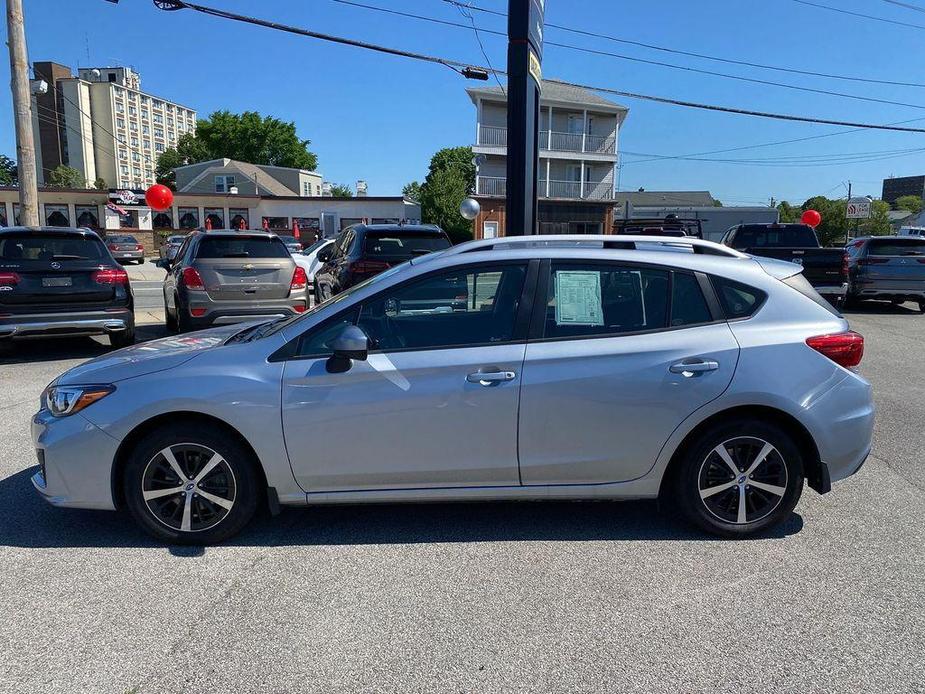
[446,234,747,258]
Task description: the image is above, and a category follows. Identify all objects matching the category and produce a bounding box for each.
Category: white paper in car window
[555,271,604,326]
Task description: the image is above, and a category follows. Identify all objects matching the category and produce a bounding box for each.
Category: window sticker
[555,270,604,326]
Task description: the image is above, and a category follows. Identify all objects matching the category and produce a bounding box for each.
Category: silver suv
[33,236,873,544]
[159,230,309,331]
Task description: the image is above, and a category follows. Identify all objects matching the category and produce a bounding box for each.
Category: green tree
[711,198,723,207]
[154,111,317,189]
[776,200,801,223]
[0,154,17,186]
[800,196,849,247]
[860,200,893,237]
[46,165,85,189]
[329,183,353,197]
[894,195,923,214]
[402,181,422,201]
[92,177,107,190]
[419,146,475,244]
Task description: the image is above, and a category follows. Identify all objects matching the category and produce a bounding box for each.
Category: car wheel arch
[110,410,269,511]
[657,404,823,502]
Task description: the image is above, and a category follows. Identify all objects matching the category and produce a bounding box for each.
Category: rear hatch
[859,238,925,288]
[0,231,129,314]
[193,234,295,302]
[108,236,141,252]
[352,231,452,279]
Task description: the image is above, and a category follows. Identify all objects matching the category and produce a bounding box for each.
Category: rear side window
[671,272,712,326]
[731,225,816,249]
[868,239,925,256]
[362,232,451,261]
[543,263,669,339]
[195,236,290,259]
[711,276,766,319]
[0,233,106,261]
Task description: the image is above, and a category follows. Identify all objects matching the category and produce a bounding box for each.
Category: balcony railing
[478,126,616,154]
[476,176,614,200]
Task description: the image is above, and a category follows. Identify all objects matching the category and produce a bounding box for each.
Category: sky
[2,0,925,204]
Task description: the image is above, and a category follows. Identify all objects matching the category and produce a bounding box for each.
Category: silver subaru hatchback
[32,236,874,544]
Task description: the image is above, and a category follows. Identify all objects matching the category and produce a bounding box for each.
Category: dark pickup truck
[720,223,847,306]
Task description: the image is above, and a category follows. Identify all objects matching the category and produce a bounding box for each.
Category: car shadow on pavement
[0,467,805,552]
[0,324,169,365]
[842,301,921,316]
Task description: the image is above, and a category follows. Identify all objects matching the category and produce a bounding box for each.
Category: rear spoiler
[753,256,803,280]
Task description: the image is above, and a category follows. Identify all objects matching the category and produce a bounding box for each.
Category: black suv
[313,224,452,302]
[0,227,135,347]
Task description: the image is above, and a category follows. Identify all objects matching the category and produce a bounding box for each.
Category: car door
[164,235,193,313]
[517,260,739,486]
[315,230,349,296]
[281,260,536,493]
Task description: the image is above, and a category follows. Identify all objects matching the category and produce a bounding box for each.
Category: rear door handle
[467,370,516,385]
[670,359,720,376]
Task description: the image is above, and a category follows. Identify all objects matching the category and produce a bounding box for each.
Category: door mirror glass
[155,258,169,269]
[326,324,369,373]
[318,247,333,262]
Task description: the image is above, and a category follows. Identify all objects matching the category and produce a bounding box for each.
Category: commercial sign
[108,188,147,207]
[846,197,872,219]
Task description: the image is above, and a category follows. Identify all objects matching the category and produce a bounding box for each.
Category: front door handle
[467,370,516,385]
[670,359,720,377]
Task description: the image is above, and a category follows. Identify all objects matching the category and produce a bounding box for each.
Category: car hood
[56,324,248,385]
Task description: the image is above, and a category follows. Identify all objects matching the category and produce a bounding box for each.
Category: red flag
[262,218,269,231]
[292,219,300,240]
[204,217,212,231]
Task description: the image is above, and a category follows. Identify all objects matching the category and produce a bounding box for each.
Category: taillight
[352,260,390,275]
[189,307,206,317]
[290,266,307,290]
[841,252,849,279]
[182,267,204,290]
[0,271,20,286]
[107,243,118,251]
[293,303,307,313]
[135,244,144,251]
[806,331,864,369]
[92,268,129,285]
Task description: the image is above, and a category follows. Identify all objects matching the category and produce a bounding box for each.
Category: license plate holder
[42,277,72,287]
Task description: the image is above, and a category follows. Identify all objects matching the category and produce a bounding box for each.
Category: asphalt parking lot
[0,303,923,693]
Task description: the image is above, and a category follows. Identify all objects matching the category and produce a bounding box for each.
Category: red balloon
[801,209,821,228]
[145,184,174,212]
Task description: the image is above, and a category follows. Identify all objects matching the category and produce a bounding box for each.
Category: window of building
[302,182,310,196]
[166,103,173,112]
[228,208,249,229]
[133,167,141,177]
[153,100,163,110]
[128,106,137,116]
[117,134,126,144]
[143,140,151,150]
[140,95,148,105]
[214,175,235,193]
[541,263,670,340]
[155,143,165,153]
[116,118,125,129]
[262,216,289,230]
[75,205,99,228]
[131,152,140,162]
[119,149,128,160]
[120,165,129,176]
[178,207,199,229]
[204,208,224,228]
[129,122,138,132]
[130,137,139,147]
[44,204,70,227]
[154,128,164,139]
[152,211,173,229]
[142,125,149,135]
[108,73,116,83]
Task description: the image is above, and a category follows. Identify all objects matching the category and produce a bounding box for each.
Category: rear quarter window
[195,236,290,259]
[711,276,766,319]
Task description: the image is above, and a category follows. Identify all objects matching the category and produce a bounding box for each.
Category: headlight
[42,384,115,417]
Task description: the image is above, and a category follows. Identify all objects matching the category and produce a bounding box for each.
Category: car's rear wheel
[109,327,135,349]
[175,293,194,333]
[122,423,260,544]
[674,419,804,538]
[164,292,178,332]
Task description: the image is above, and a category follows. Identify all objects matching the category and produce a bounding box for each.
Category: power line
[620,146,925,167]
[882,0,925,13]
[440,0,925,88]
[450,0,505,95]
[791,0,925,29]
[148,0,925,133]
[335,0,925,112]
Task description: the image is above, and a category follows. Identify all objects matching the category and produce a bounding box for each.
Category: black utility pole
[505,0,544,236]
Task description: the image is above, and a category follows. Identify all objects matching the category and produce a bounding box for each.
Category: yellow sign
[529,50,542,87]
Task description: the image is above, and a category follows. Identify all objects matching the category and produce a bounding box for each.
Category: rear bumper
[814,282,848,300]
[0,308,134,339]
[113,250,144,261]
[184,303,304,329]
[852,279,925,300]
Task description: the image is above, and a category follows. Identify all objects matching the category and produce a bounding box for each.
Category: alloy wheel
[697,436,788,525]
[141,443,237,533]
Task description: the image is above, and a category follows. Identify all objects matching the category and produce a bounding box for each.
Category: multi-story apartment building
[467,81,628,237]
[32,62,196,190]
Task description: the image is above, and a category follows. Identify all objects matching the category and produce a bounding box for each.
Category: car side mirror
[155,258,169,269]
[326,325,369,373]
[318,247,333,262]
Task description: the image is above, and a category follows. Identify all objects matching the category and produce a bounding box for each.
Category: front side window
[543,263,669,339]
[355,264,528,352]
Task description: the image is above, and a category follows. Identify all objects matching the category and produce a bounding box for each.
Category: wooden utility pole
[6,0,39,226]
[504,0,544,236]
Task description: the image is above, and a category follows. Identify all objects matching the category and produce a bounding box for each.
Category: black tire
[673,419,804,538]
[918,301,925,314]
[122,422,260,544]
[313,280,324,305]
[109,328,135,349]
[164,292,178,333]
[176,294,194,333]
[138,258,145,265]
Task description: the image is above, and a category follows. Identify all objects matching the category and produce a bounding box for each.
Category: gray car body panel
[33,237,874,511]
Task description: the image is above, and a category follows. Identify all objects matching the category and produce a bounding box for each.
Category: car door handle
[670,360,720,376]
[467,370,516,385]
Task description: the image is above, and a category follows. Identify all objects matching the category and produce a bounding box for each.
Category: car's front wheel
[122,423,260,544]
[674,419,804,538]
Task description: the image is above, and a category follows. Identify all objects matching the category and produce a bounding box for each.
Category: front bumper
[31,408,120,510]
[0,309,134,339]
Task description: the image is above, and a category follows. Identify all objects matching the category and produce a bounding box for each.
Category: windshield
[196,235,290,259]
[869,239,925,256]
[733,225,817,248]
[302,239,331,255]
[362,232,450,260]
[259,260,412,338]
[0,233,107,261]
[277,236,298,244]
